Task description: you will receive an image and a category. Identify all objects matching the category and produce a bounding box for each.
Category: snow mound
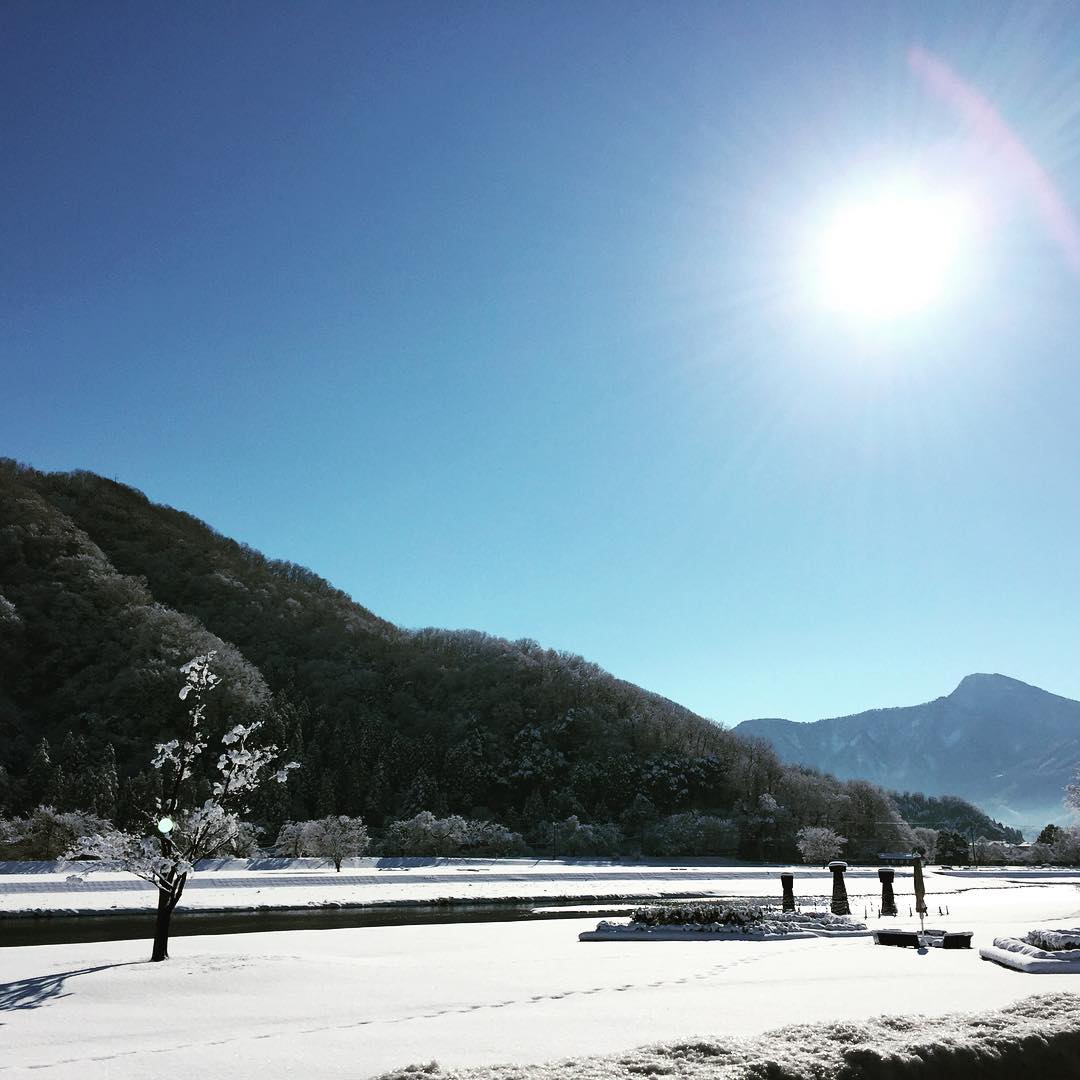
[580,911,869,941]
[980,931,1080,973]
[375,993,1080,1080]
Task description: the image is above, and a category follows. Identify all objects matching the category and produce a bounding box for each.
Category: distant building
[877,851,920,864]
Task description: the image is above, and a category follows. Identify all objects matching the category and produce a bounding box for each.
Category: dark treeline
[0,460,1008,859]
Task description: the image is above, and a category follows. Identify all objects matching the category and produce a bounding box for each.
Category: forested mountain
[735,674,1079,830]
[0,459,972,859]
[889,792,1021,845]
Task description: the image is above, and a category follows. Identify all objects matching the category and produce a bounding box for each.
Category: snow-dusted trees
[273,819,309,858]
[911,827,938,863]
[383,812,525,857]
[0,806,112,859]
[273,816,370,870]
[1037,823,1062,846]
[795,826,847,865]
[645,812,737,856]
[1050,825,1080,866]
[303,816,370,870]
[553,816,622,856]
[66,653,298,961]
[384,811,468,856]
[1066,776,1080,816]
[935,829,969,864]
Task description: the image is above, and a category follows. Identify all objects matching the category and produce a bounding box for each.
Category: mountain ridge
[0,458,1024,852]
[735,673,1080,829]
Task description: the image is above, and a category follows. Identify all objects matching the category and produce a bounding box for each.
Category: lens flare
[812,184,976,321]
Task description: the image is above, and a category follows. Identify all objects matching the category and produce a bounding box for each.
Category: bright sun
[811,183,975,321]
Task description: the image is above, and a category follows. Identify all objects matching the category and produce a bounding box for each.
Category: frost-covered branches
[795,825,847,865]
[63,651,299,960]
[1065,773,1080,815]
[0,806,112,860]
[67,804,258,886]
[274,816,370,871]
[69,829,193,884]
[383,812,526,857]
[148,653,297,811]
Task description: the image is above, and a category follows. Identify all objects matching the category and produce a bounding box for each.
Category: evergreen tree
[1037,823,1062,846]
[398,769,445,817]
[26,738,59,806]
[89,743,120,820]
[518,788,547,830]
[620,793,656,852]
[936,829,970,864]
[57,731,92,811]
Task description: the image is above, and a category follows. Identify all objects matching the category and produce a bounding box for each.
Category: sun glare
[812,184,976,321]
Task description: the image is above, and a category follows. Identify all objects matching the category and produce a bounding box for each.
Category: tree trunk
[150,874,186,962]
[151,887,173,962]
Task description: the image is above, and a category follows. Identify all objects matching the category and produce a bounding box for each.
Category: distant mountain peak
[953,672,1027,692]
[949,672,1057,707]
[734,672,1080,827]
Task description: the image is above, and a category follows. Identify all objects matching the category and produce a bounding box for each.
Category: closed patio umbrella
[913,852,928,934]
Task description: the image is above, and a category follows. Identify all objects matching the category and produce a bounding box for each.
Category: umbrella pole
[912,851,927,939]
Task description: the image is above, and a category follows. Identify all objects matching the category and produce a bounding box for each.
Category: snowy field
[3,863,1080,1079]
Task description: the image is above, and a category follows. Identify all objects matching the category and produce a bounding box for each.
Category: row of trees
[13,800,1076,871]
[8,734,938,864]
[0,807,858,863]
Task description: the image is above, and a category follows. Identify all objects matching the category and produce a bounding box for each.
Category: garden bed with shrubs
[579,901,869,941]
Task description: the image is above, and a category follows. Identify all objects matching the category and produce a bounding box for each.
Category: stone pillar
[828,860,850,916]
[878,867,898,916]
[780,872,795,912]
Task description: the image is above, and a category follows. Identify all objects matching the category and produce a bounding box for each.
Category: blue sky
[5,2,1080,724]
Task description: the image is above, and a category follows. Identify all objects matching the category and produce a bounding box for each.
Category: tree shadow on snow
[0,963,136,1019]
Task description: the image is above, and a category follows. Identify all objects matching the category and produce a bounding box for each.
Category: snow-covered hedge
[376,992,1080,1080]
[580,910,868,941]
[628,901,765,928]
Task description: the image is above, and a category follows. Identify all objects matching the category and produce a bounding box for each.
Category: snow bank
[980,932,1080,973]
[580,911,869,941]
[375,993,1080,1080]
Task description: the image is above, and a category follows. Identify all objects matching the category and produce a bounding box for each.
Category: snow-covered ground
[3,863,1080,1079]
